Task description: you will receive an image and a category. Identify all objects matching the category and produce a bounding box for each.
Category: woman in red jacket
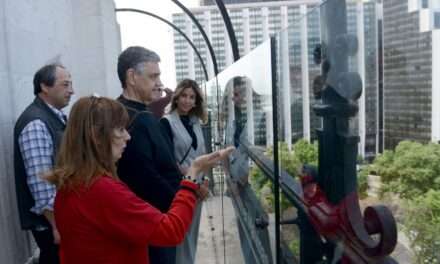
[46,96,232,264]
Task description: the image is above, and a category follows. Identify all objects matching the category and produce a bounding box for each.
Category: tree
[362,141,440,199]
[359,140,440,262]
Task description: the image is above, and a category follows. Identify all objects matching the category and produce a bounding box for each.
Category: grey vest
[14,96,65,230]
[164,111,206,170]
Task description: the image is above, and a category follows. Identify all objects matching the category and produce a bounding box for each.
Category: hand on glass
[187,146,235,179]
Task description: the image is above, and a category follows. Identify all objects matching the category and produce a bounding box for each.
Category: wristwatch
[183,175,193,181]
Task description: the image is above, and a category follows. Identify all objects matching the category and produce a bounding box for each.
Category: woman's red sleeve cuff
[179,180,199,197]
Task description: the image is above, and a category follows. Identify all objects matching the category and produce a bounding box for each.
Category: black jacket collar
[117,95,149,111]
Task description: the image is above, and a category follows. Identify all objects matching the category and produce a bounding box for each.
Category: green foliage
[249,164,269,197]
[360,140,440,262]
[357,166,369,199]
[364,141,440,199]
[249,167,293,212]
[249,140,318,211]
[266,141,302,176]
[292,139,318,167]
[288,238,300,257]
[404,190,440,263]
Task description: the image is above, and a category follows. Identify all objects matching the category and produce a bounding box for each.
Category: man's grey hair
[117,46,161,88]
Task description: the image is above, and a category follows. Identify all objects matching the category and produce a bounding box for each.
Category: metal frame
[213,0,240,61]
[115,8,209,81]
[270,36,281,264]
[171,0,219,75]
[171,0,223,140]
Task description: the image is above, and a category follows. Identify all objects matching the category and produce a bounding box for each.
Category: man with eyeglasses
[14,63,74,264]
[116,46,184,264]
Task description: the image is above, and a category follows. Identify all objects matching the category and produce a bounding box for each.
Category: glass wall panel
[271,0,389,263]
[207,39,276,264]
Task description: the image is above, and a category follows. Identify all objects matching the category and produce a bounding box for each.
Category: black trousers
[31,228,59,264]
[149,246,176,264]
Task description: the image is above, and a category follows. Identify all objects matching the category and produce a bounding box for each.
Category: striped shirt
[17,103,66,216]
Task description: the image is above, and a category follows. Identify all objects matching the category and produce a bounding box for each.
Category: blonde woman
[161,79,208,264]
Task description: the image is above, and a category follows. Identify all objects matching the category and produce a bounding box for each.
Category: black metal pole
[115,8,209,82]
[270,36,281,264]
[170,0,222,148]
[319,0,355,205]
[171,0,219,75]
[213,0,240,61]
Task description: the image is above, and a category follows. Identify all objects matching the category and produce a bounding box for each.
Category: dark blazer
[117,96,182,212]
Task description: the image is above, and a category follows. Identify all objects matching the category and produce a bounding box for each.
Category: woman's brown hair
[170,79,208,123]
[46,96,129,190]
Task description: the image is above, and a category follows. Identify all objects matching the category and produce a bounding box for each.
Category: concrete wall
[0,0,121,263]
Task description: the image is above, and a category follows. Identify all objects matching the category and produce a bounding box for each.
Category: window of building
[421,0,429,8]
[434,12,440,28]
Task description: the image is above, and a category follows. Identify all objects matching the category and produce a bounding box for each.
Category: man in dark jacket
[14,63,73,264]
[116,46,182,264]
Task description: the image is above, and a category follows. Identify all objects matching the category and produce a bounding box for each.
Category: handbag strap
[178,117,195,165]
[179,144,192,165]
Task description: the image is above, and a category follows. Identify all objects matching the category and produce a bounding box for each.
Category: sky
[114,0,200,89]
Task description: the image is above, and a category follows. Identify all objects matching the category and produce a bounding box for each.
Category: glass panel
[272,0,380,156]
[207,39,272,148]
[202,0,438,262]
[207,39,275,263]
[272,0,385,263]
[273,4,324,262]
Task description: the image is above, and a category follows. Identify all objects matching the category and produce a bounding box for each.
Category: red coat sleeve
[95,177,164,245]
[95,177,198,247]
[148,182,199,246]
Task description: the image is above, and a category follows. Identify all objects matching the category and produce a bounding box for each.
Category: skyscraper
[382,0,440,149]
[173,0,325,83]
[173,0,381,155]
